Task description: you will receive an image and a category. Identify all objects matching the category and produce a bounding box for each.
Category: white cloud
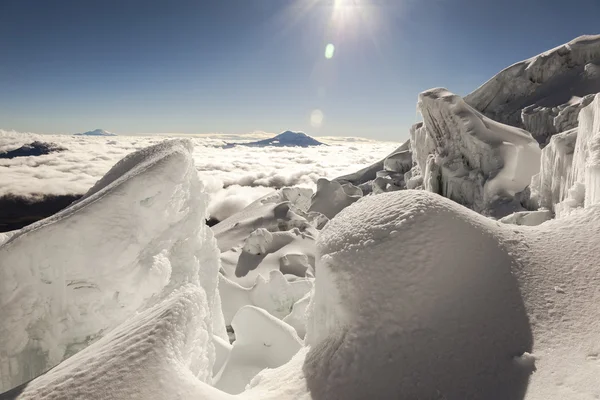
[0,130,399,220]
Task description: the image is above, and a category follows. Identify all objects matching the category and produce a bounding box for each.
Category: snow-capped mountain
[74,129,117,137]
[224,131,324,148]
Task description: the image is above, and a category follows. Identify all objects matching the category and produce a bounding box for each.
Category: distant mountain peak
[224,130,324,148]
[74,129,117,136]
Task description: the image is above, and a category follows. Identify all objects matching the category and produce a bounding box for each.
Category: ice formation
[0,140,226,392]
[409,88,541,216]
[307,178,362,219]
[465,35,600,143]
[531,94,600,216]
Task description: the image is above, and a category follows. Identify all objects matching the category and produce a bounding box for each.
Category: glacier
[0,140,226,392]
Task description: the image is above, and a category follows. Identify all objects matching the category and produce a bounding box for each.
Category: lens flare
[310,109,324,128]
[325,43,335,59]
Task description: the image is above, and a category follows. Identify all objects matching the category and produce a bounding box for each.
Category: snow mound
[303,190,600,400]
[224,131,324,148]
[73,128,117,136]
[465,34,600,143]
[411,88,540,216]
[0,139,225,392]
[215,306,302,394]
[304,190,533,399]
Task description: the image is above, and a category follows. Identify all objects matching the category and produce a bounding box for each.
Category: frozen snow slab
[9,286,228,400]
[219,270,313,326]
[307,178,362,219]
[215,306,302,394]
[0,139,225,392]
[465,35,600,130]
[416,88,541,215]
[304,190,600,400]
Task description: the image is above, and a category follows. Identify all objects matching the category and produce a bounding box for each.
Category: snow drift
[0,140,226,392]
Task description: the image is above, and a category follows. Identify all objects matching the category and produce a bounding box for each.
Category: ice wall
[0,140,225,392]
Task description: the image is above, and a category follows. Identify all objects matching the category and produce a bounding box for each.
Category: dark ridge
[0,141,66,159]
[0,194,82,232]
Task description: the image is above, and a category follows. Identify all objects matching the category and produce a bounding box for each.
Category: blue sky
[1,0,599,140]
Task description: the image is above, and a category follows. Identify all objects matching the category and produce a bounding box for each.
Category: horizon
[2,0,600,140]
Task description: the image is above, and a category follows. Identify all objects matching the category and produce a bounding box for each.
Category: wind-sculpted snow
[465,35,600,138]
[303,190,600,400]
[0,139,226,392]
[413,88,541,216]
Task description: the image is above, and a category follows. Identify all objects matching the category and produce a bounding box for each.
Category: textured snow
[412,88,541,216]
[303,190,600,400]
[0,139,226,392]
[11,286,225,400]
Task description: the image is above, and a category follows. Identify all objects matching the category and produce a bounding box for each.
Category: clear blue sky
[1,0,599,140]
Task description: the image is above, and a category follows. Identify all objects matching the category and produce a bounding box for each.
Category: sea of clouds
[0,129,399,221]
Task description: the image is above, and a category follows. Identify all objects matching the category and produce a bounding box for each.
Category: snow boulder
[0,139,225,392]
[304,189,600,400]
[414,88,541,216]
[304,190,533,400]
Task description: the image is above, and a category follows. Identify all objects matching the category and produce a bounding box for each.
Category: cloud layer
[0,130,399,220]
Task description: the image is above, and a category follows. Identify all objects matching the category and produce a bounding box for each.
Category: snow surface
[304,190,600,400]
